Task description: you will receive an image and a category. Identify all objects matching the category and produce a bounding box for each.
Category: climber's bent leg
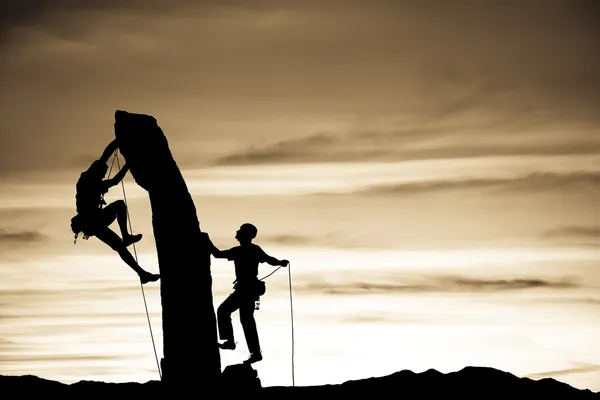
[93,226,159,284]
[101,200,142,247]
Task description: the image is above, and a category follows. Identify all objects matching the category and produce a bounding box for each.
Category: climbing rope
[106,150,117,187]
[288,262,295,387]
[258,262,295,387]
[258,266,282,281]
[111,151,162,380]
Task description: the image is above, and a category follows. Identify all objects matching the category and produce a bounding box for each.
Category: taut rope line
[112,151,162,380]
[258,262,295,386]
[288,262,295,387]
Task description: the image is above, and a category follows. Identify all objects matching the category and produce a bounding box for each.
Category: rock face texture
[113,110,220,385]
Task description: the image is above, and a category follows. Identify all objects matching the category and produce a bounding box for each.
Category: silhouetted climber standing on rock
[70,139,160,285]
[202,223,289,364]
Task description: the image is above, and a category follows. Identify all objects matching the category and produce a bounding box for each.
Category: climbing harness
[72,152,116,245]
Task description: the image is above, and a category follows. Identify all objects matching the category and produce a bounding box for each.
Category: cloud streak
[544,226,600,240]
[0,0,202,41]
[525,297,600,306]
[295,275,578,296]
[261,232,367,249]
[351,172,600,197]
[526,363,600,379]
[1,353,119,362]
[214,130,600,167]
[541,225,600,249]
[0,228,47,243]
[0,285,150,299]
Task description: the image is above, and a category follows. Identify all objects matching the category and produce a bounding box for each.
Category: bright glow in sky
[1,245,599,389]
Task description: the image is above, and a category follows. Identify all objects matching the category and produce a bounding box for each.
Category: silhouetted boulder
[222,363,262,388]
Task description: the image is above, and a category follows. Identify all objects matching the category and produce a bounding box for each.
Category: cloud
[295,275,578,296]
[215,132,341,166]
[263,234,313,245]
[0,285,144,299]
[351,172,600,197]
[0,0,599,179]
[261,232,366,249]
[2,353,119,362]
[214,129,600,167]
[213,129,458,166]
[544,226,600,240]
[0,228,47,243]
[0,0,200,40]
[321,313,437,325]
[0,337,118,363]
[0,0,418,42]
[525,297,600,305]
[526,363,600,379]
[542,225,600,249]
[0,311,150,321]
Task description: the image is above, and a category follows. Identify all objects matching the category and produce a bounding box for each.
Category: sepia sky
[0,0,599,391]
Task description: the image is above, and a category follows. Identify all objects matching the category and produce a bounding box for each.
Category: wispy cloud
[322,313,438,325]
[212,128,443,166]
[351,172,600,197]
[526,363,600,379]
[524,297,600,306]
[542,225,600,249]
[295,275,578,296]
[263,234,311,245]
[0,227,51,261]
[0,285,148,299]
[0,228,47,243]
[0,0,201,41]
[0,311,152,321]
[544,226,600,240]
[214,130,600,167]
[261,232,368,249]
[2,354,120,362]
[215,132,340,166]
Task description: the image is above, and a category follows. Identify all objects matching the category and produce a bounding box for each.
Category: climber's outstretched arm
[209,242,231,259]
[264,253,290,267]
[202,232,232,259]
[211,247,230,259]
[99,139,119,163]
[259,247,290,267]
[101,164,129,192]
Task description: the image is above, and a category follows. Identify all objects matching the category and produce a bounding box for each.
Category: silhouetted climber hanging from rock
[203,223,289,364]
[70,138,160,285]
